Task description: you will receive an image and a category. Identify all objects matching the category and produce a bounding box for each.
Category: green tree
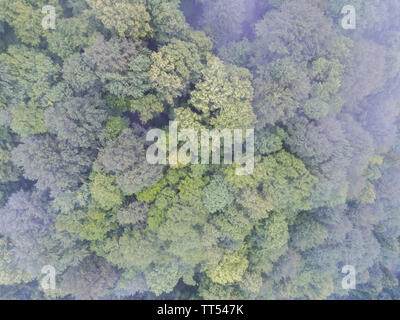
[94,128,164,194]
[210,205,253,246]
[186,55,255,129]
[236,188,273,222]
[249,213,289,274]
[0,190,89,275]
[0,126,19,184]
[130,94,164,123]
[252,0,341,64]
[0,45,60,106]
[63,36,152,98]
[148,0,191,44]
[0,62,13,111]
[200,0,247,46]
[145,261,183,296]
[95,229,162,271]
[290,214,328,251]
[206,250,248,285]
[198,276,235,299]
[285,116,352,208]
[253,58,310,126]
[202,175,234,213]
[117,201,149,226]
[0,0,59,46]
[11,134,94,193]
[258,151,317,217]
[10,102,47,137]
[89,172,123,211]
[60,255,119,300]
[86,0,153,40]
[44,95,108,148]
[54,185,118,242]
[0,237,34,286]
[150,39,204,104]
[45,14,99,59]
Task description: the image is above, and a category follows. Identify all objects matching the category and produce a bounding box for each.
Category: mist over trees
[0,0,399,300]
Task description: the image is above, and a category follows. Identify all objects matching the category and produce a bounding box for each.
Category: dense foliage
[0,0,400,300]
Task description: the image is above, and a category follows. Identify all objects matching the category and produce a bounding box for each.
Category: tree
[199,0,247,46]
[130,94,164,123]
[285,269,334,300]
[198,276,235,300]
[161,219,206,267]
[249,213,289,274]
[105,116,130,139]
[0,126,21,206]
[145,261,183,296]
[0,62,13,111]
[202,175,234,213]
[252,0,340,64]
[253,58,310,126]
[148,0,191,44]
[11,134,94,193]
[340,114,375,200]
[272,249,301,281]
[0,0,398,300]
[146,167,211,267]
[45,14,99,59]
[257,151,317,217]
[210,205,252,247]
[117,201,149,227]
[205,250,248,285]
[341,40,387,112]
[185,55,255,129]
[53,185,118,242]
[239,271,263,297]
[255,125,286,156]
[217,39,253,68]
[63,36,152,98]
[0,126,20,184]
[252,46,347,127]
[10,102,47,137]
[64,0,89,16]
[0,190,88,275]
[89,172,123,211]
[60,255,119,300]
[363,95,400,153]
[0,0,59,46]
[326,0,400,37]
[236,187,273,222]
[307,57,344,118]
[150,39,204,104]
[285,116,352,208]
[112,273,148,298]
[94,128,164,194]
[0,237,34,286]
[84,36,153,99]
[311,205,351,245]
[0,45,60,105]
[376,169,400,208]
[290,214,328,251]
[95,229,161,271]
[44,95,108,148]
[62,53,100,95]
[86,0,152,40]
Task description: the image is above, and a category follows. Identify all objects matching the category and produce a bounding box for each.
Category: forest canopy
[0,0,400,300]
